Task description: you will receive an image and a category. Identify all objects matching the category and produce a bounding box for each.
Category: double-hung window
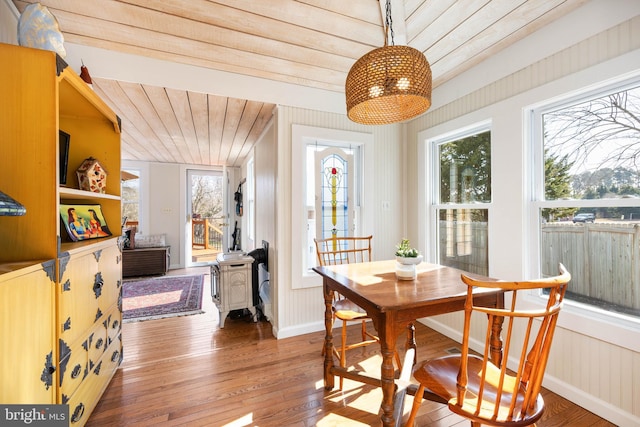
[530,79,640,320]
[430,126,491,276]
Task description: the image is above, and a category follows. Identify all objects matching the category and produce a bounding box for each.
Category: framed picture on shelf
[59,130,70,185]
[60,204,112,242]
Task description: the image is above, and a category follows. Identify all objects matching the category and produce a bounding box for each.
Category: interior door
[186,169,226,266]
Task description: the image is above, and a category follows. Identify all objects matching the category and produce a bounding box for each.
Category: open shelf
[59,187,121,201]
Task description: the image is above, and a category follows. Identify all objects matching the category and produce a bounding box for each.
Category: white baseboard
[275,320,324,339]
[274,317,366,340]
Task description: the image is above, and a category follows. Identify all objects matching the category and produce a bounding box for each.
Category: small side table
[213,253,256,328]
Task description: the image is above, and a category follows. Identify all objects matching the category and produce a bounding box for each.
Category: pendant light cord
[379,0,395,47]
[386,0,395,46]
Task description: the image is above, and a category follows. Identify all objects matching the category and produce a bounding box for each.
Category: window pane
[437,208,488,276]
[537,81,640,319]
[319,153,349,239]
[543,85,640,201]
[121,169,139,223]
[304,143,359,273]
[541,207,640,317]
[189,172,224,253]
[439,131,491,204]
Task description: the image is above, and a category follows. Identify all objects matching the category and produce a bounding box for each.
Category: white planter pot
[395,255,423,265]
[395,255,423,280]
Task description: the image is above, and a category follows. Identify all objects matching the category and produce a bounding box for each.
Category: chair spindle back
[314,235,372,267]
[454,263,571,423]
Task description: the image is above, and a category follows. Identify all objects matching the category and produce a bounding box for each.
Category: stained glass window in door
[319,152,349,240]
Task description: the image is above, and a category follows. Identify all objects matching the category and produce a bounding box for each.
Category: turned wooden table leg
[489,294,505,366]
[379,316,397,427]
[323,279,335,390]
[406,322,417,367]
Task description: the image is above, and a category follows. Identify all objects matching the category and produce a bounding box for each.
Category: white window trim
[291,125,374,289]
[524,76,640,352]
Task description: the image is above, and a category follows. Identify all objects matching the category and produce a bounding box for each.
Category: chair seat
[413,354,544,425]
[333,298,369,321]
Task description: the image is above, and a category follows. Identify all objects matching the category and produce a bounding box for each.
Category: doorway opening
[187,169,226,265]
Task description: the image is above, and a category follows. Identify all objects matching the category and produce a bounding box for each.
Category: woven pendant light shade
[346,45,432,125]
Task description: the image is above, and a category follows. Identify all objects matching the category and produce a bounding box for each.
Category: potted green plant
[395,239,423,280]
[395,239,423,264]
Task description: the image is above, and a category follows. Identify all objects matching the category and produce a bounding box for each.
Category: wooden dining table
[312,260,505,427]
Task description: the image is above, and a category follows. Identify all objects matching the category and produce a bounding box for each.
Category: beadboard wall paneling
[253,119,277,325]
[274,105,404,337]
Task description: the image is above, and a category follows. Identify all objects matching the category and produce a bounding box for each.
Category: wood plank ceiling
[13,0,587,167]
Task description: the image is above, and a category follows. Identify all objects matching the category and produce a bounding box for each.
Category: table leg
[489,293,505,366]
[490,314,504,367]
[323,280,335,390]
[405,322,416,367]
[379,319,397,427]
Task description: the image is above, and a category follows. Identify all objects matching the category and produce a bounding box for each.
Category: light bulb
[397,77,410,90]
[369,85,383,98]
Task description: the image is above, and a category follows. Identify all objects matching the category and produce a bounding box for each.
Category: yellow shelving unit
[0,43,122,425]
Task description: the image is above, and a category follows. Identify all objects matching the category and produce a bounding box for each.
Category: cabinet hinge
[58,255,70,282]
[42,260,56,283]
[55,54,68,76]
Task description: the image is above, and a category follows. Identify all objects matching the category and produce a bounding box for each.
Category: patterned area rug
[122,274,205,322]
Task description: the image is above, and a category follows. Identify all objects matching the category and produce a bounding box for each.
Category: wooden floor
[87,267,614,427]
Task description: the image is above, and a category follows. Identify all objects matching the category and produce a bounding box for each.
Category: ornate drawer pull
[111,350,120,362]
[70,364,82,379]
[71,402,85,424]
[95,338,104,349]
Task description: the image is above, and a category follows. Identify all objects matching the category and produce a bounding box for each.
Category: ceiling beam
[63,43,347,115]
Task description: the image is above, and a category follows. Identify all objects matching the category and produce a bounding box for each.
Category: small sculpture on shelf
[80,60,93,89]
[76,157,107,193]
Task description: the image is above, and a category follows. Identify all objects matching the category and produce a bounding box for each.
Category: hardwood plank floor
[87,267,615,426]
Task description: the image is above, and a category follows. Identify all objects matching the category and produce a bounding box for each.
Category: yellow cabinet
[58,240,122,427]
[0,43,122,426]
[0,261,56,404]
[58,242,121,347]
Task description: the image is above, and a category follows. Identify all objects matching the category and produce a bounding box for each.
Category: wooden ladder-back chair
[314,235,401,390]
[406,263,571,427]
